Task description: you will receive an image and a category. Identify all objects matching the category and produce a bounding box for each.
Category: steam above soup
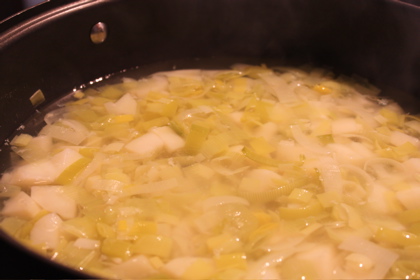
[1,65,420,279]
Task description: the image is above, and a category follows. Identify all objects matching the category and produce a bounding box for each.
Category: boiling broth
[1,65,420,279]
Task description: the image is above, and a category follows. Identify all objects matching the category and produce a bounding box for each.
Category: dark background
[0,0,43,22]
[2,0,420,25]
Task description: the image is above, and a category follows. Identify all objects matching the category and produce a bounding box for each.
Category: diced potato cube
[1,191,41,219]
[396,187,420,210]
[389,131,420,147]
[8,161,58,187]
[105,93,137,115]
[112,255,156,279]
[163,257,215,279]
[125,132,164,158]
[31,186,77,219]
[331,118,362,135]
[73,238,100,250]
[151,126,185,153]
[30,213,63,249]
[9,148,84,187]
[51,148,84,172]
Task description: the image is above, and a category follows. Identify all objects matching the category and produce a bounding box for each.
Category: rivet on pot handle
[90,22,107,44]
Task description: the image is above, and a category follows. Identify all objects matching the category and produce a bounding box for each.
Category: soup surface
[1,65,420,279]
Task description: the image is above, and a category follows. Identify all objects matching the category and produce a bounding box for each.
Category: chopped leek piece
[11,134,33,147]
[398,209,420,225]
[278,199,324,220]
[215,253,247,270]
[241,146,280,167]
[55,157,91,185]
[132,235,173,258]
[101,238,132,259]
[288,188,314,204]
[375,227,420,247]
[184,122,210,155]
[30,89,45,107]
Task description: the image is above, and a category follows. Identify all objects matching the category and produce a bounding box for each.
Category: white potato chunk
[103,142,125,153]
[112,255,156,279]
[293,244,338,279]
[50,148,84,172]
[245,266,279,280]
[259,72,298,103]
[30,213,63,249]
[162,257,214,278]
[125,132,164,158]
[255,122,278,139]
[403,158,420,173]
[85,175,125,192]
[367,183,394,214]
[339,236,399,279]
[7,148,83,187]
[73,238,100,250]
[1,191,42,219]
[389,130,420,147]
[31,186,77,219]
[327,142,374,166]
[246,168,283,186]
[104,93,137,115]
[7,161,58,187]
[276,140,303,162]
[331,118,363,135]
[40,119,89,145]
[132,75,168,98]
[12,135,53,162]
[151,126,185,153]
[27,135,53,158]
[396,185,420,210]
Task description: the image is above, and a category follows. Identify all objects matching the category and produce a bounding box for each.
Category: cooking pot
[0,0,419,278]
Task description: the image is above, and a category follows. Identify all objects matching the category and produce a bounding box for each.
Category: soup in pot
[1,64,420,279]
